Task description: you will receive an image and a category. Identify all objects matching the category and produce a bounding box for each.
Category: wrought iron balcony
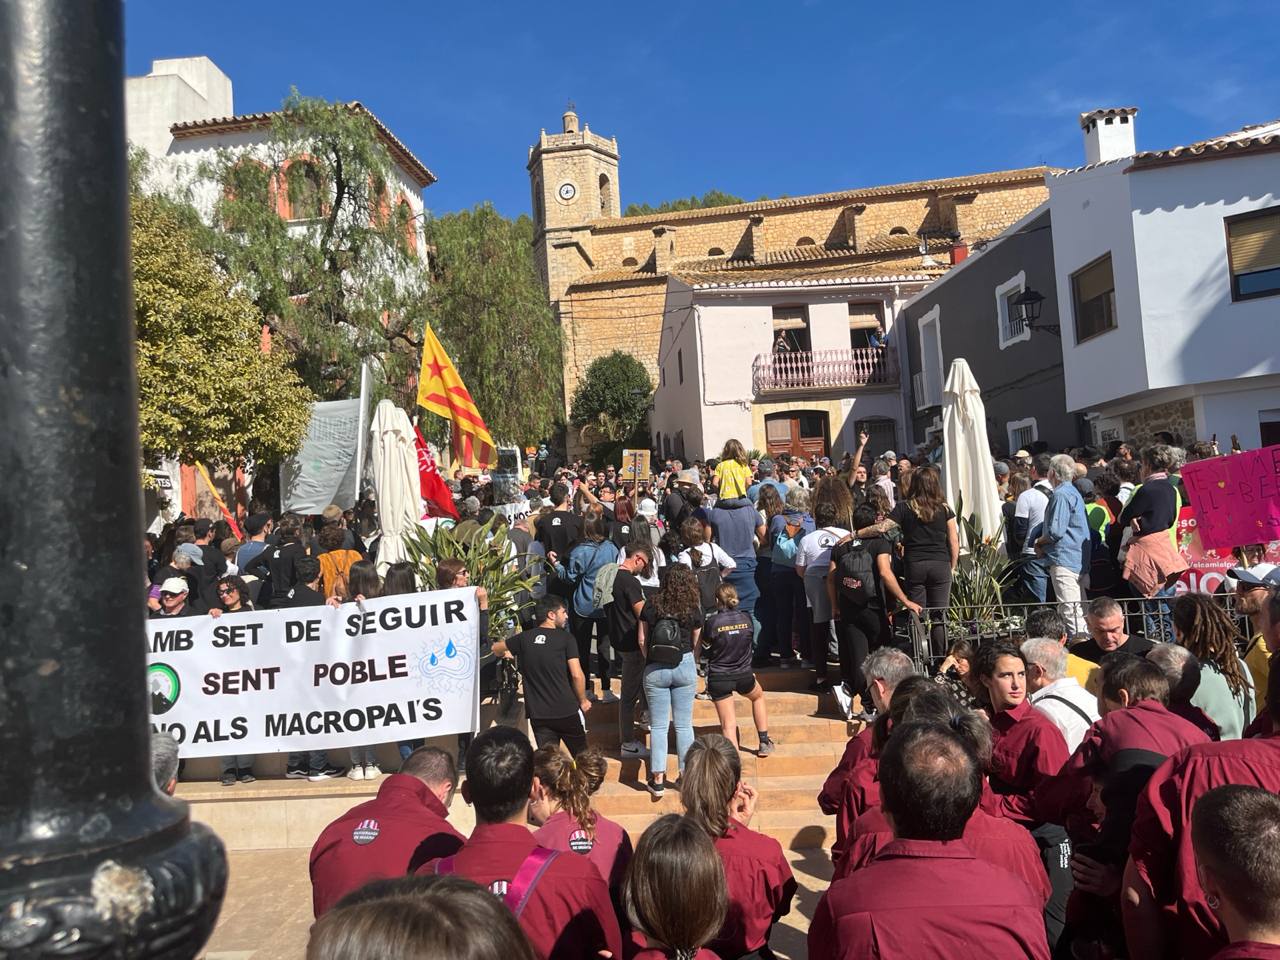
[752,346,898,394]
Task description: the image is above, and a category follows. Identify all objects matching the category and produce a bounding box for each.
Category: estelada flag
[413,426,459,520]
[416,325,497,469]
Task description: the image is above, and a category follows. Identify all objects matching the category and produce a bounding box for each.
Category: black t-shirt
[703,610,754,676]
[607,569,645,652]
[890,501,955,563]
[641,604,703,657]
[1071,632,1154,664]
[247,541,310,601]
[610,519,634,549]
[829,536,893,611]
[537,510,582,560]
[148,604,201,619]
[506,627,580,720]
[282,583,327,607]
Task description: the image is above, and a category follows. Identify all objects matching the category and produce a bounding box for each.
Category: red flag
[414,427,459,520]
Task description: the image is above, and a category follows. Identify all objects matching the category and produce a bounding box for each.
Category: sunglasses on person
[217,586,237,596]
[160,591,183,599]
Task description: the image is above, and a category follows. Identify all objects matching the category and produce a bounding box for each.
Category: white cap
[159,577,189,595]
[637,498,658,518]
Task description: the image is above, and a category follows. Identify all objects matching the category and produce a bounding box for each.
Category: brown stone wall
[1122,398,1197,447]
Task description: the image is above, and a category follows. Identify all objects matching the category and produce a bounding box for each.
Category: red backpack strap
[504,847,560,918]
[432,856,456,876]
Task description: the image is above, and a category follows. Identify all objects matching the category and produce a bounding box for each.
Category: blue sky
[125,1,1279,219]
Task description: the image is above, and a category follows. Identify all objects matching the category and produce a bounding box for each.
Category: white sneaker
[620,740,645,756]
[600,690,619,704]
[832,683,853,721]
[364,764,382,779]
[347,765,365,781]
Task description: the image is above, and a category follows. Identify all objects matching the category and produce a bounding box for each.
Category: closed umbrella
[370,399,422,573]
[941,358,1004,549]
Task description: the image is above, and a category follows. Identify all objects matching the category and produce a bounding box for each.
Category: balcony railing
[752,346,898,394]
[913,370,943,410]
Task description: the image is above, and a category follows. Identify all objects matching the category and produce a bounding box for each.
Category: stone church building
[529,107,1051,458]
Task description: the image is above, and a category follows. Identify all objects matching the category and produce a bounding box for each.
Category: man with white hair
[1034,453,1090,633]
[151,731,180,795]
[1021,638,1099,752]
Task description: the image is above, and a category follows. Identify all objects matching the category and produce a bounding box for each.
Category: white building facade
[652,270,938,463]
[1049,108,1280,448]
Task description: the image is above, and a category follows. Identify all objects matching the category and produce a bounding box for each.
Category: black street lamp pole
[0,2,226,956]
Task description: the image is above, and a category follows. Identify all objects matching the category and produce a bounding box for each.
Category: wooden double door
[765,411,828,460]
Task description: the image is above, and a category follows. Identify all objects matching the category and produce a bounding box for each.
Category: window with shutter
[1226,207,1280,301]
[772,305,811,352]
[1070,253,1116,344]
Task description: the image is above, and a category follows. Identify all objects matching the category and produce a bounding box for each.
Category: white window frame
[1007,417,1038,453]
[995,271,1030,349]
[915,305,943,411]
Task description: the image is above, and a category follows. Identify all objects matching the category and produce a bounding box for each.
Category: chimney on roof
[1080,107,1138,165]
[653,225,676,273]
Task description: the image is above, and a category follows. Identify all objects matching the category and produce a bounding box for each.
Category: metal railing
[898,594,1242,672]
[752,346,897,393]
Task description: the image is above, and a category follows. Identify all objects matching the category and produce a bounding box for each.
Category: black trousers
[1030,821,1073,952]
[570,611,613,686]
[833,601,888,695]
[904,558,953,656]
[531,713,588,757]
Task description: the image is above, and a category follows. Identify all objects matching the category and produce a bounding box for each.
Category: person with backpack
[549,506,620,703]
[795,499,851,693]
[638,565,705,798]
[704,584,774,756]
[828,503,908,721]
[676,517,735,620]
[764,488,814,668]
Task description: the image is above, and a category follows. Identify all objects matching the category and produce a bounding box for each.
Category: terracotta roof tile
[1128,119,1280,170]
[566,266,663,288]
[591,166,1053,229]
[673,257,947,289]
[169,102,436,187]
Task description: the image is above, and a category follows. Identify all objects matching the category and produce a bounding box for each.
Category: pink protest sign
[1180,445,1280,550]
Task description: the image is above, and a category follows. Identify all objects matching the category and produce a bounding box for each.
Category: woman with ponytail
[625,815,726,960]
[681,734,796,959]
[529,746,633,902]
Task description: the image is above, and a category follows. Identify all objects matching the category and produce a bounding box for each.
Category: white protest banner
[146,588,480,758]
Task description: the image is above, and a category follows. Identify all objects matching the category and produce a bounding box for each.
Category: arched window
[796,236,816,246]
[285,160,324,221]
[622,257,639,267]
[532,176,544,224]
[369,174,389,225]
[889,226,910,236]
[398,198,417,254]
[599,173,613,217]
[707,247,725,257]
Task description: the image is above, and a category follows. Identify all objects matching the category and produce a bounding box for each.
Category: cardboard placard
[619,449,651,482]
[1180,445,1280,550]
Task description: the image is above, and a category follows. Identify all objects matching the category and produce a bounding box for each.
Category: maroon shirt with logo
[417,821,622,960]
[1130,736,1280,960]
[989,698,1070,824]
[708,819,796,958]
[836,805,1051,904]
[810,838,1051,960]
[533,808,633,898]
[818,727,873,815]
[309,774,465,916]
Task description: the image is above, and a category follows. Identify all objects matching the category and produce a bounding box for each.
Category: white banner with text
[146,588,480,758]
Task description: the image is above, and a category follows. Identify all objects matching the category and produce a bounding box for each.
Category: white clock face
[558,181,577,202]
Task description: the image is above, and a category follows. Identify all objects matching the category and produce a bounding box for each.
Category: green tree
[421,205,563,444]
[624,189,753,218]
[196,93,429,403]
[132,191,313,467]
[570,351,652,460]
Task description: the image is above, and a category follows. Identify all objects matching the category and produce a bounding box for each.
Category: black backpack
[690,551,722,612]
[647,616,686,666]
[835,538,877,607]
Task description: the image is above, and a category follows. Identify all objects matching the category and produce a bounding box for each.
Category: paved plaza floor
[202,846,831,959]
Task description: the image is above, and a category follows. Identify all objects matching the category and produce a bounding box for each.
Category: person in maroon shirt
[529,745,633,909]
[416,726,622,960]
[810,721,1051,960]
[309,746,465,917]
[1124,682,1280,960]
[682,734,796,959]
[817,647,914,815]
[623,814,727,960]
[836,689,1050,906]
[1191,785,1280,960]
[976,640,1071,950]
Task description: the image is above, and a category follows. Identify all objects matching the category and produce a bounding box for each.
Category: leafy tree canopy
[194,92,428,404]
[132,189,313,468]
[421,205,563,445]
[623,189,782,218]
[569,351,652,448]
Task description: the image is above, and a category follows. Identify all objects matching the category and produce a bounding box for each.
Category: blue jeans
[769,568,806,659]
[753,555,775,653]
[349,745,377,767]
[726,556,759,613]
[643,652,697,780]
[288,751,327,772]
[398,740,424,761]
[1144,584,1177,643]
[1020,555,1050,603]
[220,755,253,774]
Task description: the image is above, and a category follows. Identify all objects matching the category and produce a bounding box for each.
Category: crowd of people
[146,429,1280,958]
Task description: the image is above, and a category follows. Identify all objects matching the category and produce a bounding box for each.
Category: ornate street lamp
[0,2,227,955]
[1013,288,1060,336]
